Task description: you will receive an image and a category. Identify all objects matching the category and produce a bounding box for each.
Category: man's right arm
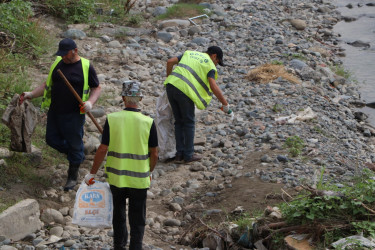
[19,82,46,104]
[166,57,179,77]
[208,77,228,106]
[149,147,158,172]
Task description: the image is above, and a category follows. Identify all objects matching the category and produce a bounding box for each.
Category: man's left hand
[80,101,92,113]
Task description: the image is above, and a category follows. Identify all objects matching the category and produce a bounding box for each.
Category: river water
[333,0,375,125]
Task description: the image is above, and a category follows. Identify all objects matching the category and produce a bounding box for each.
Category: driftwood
[301,185,345,198]
[124,0,137,14]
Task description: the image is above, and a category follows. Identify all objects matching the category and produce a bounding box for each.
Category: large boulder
[0,199,43,241]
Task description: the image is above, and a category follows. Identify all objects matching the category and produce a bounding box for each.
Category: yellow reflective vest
[105,110,153,189]
[164,51,218,110]
[41,56,90,113]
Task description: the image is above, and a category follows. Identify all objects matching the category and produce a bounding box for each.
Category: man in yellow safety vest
[19,38,101,191]
[85,80,158,250]
[164,46,232,163]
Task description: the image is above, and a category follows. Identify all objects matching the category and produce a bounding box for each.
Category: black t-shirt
[101,108,158,148]
[177,54,216,79]
[50,59,99,114]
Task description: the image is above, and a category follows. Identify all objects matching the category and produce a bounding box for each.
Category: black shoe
[174,154,184,163]
[114,245,126,250]
[64,163,80,191]
[64,179,77,191]
[184,154,202,163]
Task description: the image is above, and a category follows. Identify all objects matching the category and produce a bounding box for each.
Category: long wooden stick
[57,69,103,134]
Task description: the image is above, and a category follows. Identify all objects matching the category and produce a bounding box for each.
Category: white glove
[23,92,33,99]
[19,92,33,104]
[222,104,230,113]
[84,173,96,185]
[221,104,233,114]
[81,101,92,113]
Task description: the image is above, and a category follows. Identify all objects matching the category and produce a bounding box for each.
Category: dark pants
[166,84,195,161]
[46,111,85,165]
[110,185,147,250]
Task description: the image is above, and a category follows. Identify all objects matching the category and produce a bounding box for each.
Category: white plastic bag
[155,90,176,161]
[72,181,113,228]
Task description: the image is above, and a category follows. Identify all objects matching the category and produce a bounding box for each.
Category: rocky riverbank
[1,0,375,249]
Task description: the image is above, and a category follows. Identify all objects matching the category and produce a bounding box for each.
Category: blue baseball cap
[55,38,77,56]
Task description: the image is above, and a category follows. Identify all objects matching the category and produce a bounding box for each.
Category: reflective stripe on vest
[41,57,90,114]
[105,110,153,189]
[163,51,217,110]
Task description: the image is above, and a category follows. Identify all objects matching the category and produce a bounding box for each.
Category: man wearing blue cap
[164,46,233,163]
[85,81,158,250]
[20,38,101,191]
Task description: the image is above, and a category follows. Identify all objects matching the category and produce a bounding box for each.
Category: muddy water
[333,0,375,125]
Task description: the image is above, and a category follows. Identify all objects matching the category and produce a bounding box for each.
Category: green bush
[283,135,304,157]
[280,169,375,245]
[44,0,96,24]
[0,0,49,57]
[0,0,51,114]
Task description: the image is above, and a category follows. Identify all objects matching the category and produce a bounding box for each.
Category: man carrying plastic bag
[72,180,113,228]
[85,81,158,250]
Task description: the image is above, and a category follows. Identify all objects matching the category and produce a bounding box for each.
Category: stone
[163,219,181,227]
[159,19,191,29]
[157,32,173,43]
[62,29,86,39]
[0,199,43,241]
[40,208,64,225]
[289,19,307,30]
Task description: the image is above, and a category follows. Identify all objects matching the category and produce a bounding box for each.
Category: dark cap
[206,46,224,66]
[55,38,77,56]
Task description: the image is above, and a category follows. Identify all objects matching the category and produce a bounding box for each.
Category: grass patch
[271,60,284,65]
[0,123,11,148]
[157,3,206,20]
[272,103,284,113]
[0,152,53,189]
[0,197,19,213]
[283,135,304,157]
[332,65,352,79]
[126,13,143,27]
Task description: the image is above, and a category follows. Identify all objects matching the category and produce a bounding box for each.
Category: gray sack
[2,94,37,152]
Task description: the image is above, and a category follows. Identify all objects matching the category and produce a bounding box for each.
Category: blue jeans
[110,185,147,250]
[166,84,195,161]
[46,111,85,165]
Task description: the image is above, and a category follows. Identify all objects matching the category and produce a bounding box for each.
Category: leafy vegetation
[272,103,283,113]
[0,0,65,199]
[157,3,206,20]
[44,0,96,24]
[283,135,304,157]
[271,60,284,65]
[0,0,50,57]
[42,0,140,25]
[280,169,375,246]
[0,0,51,112]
